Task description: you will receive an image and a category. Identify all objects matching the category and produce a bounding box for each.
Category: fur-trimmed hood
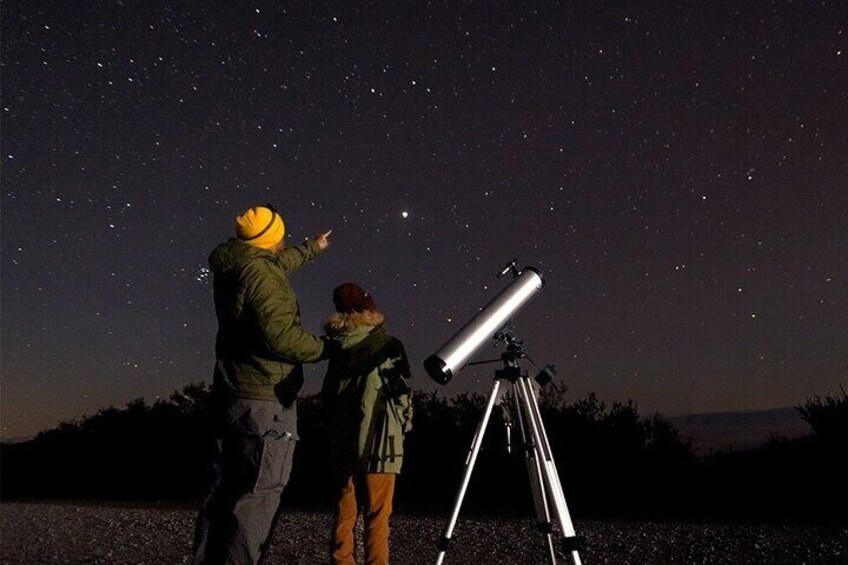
[325,310,386,339]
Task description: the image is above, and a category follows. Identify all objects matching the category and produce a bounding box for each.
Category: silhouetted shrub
[797,386,848,443]
[5,381,843,522]
[1,382,214,501]
[683,387,847,523]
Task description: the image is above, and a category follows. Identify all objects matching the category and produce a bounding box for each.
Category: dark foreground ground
[1,502,846,564]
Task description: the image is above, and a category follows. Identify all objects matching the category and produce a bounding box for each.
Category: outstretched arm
[273,240,316,274]
[273,230,331,273]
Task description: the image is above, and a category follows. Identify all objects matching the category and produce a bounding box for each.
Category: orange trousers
[331,473,396,565]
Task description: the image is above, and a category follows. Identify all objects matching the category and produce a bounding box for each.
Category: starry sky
[2,1,847,440]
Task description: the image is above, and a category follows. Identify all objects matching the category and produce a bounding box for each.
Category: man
[321,283,413,565]
[193,203,331,565]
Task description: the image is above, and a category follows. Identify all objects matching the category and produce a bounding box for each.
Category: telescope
[424,260,545,384]
[427,261,583,565]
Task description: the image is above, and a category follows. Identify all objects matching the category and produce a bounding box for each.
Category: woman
[322,283,413,565]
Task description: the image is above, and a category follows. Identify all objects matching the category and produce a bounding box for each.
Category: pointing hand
[315,230,332,251]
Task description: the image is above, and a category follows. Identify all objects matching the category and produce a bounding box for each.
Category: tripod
[434,332,583,565]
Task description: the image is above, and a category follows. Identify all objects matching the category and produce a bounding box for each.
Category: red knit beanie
[333,283,378,314]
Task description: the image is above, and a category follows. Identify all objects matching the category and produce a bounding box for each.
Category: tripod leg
[511,381,557,565]
[435,379,502,565]
[516,377,582,565]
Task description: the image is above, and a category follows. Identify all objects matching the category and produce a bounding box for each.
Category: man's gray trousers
[193,398,297,565]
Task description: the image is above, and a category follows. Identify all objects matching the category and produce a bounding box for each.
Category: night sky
[2,2,846,440]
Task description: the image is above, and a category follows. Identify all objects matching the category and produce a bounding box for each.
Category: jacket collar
[325,311,386,349]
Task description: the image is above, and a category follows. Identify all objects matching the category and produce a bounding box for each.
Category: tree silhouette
[4,381,844,522]
[797,386,848,443]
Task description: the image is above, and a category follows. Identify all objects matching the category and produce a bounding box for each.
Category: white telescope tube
[424,267,545,384]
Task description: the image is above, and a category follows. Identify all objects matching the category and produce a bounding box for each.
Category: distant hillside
[0,436,34,445]
[671,407,811,454]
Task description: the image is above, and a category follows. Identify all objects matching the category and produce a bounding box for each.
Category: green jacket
[321,312,413,475]
[208,238,325,403]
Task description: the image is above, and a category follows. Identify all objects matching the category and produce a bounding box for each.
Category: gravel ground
[1,502,846,564]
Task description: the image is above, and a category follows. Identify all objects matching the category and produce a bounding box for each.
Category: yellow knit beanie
[235,205,285,249]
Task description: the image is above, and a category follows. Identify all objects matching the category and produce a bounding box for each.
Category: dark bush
[3,381,844,523]
[797,387,848,443]
[1,383,214,501]
[685,387,847,523]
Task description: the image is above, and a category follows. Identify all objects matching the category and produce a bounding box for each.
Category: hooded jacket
[208,237,325,403]
[321,311,413,475]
